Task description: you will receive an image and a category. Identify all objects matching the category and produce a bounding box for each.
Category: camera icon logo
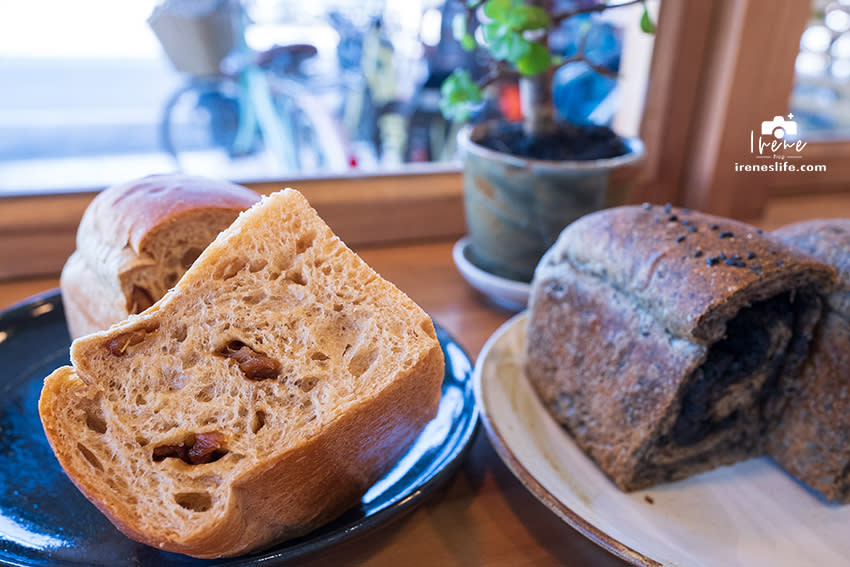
[761,115,798,140]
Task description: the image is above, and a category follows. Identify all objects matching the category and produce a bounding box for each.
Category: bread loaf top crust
[773,219,850,295]
[61,174,260,339]
[79,173,260,255]
[536,204,836,344]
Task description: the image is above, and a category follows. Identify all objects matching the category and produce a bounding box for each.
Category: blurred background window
[1,1,177,193]
[791,0,850,137]
[0,0,642,195]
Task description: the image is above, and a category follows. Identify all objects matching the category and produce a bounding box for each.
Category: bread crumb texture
[39,189,443,557]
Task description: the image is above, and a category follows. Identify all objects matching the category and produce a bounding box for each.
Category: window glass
[791,0,850,138]
[0,0,648,194]
[1,1,179,193]
[1,0,466,194]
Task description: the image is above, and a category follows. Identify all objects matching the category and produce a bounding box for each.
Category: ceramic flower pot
[458,121,644,283]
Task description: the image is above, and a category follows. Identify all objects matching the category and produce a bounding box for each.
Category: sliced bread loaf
[525,204,835,491]
[769,219,850,502]
[39,188,445,557]
[61,173,260,339]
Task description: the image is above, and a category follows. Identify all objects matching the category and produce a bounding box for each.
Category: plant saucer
[452,236,530,312]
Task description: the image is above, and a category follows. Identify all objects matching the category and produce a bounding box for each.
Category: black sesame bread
[525,204,836,491]
[768,219,850,503]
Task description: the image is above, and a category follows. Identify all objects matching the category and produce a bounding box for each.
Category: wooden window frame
[634,0,815,220]
[769,140,850,195]
[0,165,466,280]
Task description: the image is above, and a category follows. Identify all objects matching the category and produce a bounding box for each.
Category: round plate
[473,312,850,567]
[451,236,530,312]
[0,290,478,566]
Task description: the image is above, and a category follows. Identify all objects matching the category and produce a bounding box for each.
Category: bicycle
[150,0,353,175]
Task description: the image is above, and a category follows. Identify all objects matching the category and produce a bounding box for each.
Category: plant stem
[477,62,519,91]
[520,69,556,137]
[520,0,555,138]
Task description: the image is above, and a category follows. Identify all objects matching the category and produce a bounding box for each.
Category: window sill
[0,164,465,280]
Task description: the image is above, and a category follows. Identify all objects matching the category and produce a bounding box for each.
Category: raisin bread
[60,173,260,339]
[40,188,445,557]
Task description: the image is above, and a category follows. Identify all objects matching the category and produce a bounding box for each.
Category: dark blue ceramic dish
[0,290,478,566]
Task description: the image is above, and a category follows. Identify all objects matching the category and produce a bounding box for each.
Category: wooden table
[0,239,629,567]
[6,189,850,566]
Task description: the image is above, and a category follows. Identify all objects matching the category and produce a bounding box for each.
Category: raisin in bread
[39,188,445,558]
[768,219,850,503]
[525,204,835,491]
[60,173,260,339]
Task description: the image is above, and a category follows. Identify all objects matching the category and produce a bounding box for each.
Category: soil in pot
[474,122,628,161]
[461,121,642,284]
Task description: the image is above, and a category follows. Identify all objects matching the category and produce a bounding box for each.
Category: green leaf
[482,22,512,60]
[454,12,481,52]
[483,0,514,23]
[481,21,502,43]
[440,70,483,122]
[452,13,467,42]
[483,24,532,63]
[515,41,551,76]
[506,5,551,31]
[640,5,656,34]
[504,33,532,64]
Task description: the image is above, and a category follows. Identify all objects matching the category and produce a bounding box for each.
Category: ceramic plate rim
[472,312,850,567]
[451,236,530,311]
[472,312,658,567]
[0,290,480,567]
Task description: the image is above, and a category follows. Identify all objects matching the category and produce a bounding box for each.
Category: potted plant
[442,0,653,283]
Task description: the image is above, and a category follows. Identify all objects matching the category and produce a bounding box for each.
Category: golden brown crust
[85,174,261,254]
[769,219,850,502]
[60,174,259,338]
[41,189,444,557]
[40,341,443,557]
[526,205,836,491]
[60,252,128,339]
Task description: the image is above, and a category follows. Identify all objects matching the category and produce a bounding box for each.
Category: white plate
[473,313,850,567]
[451,236,530,311]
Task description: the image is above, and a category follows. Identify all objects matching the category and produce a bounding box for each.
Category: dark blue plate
[0,290,478,566]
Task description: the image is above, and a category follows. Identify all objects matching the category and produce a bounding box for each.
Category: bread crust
[526,263,710,489]
[769,219,850,502]
[546,205,834,344]
[526,205,836,490]
[82,174,262,253]
[41,189,444,557]
[60,174,259,338]
[40,340,443,557]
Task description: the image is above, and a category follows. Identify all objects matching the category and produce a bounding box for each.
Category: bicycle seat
[256,44,319,75]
